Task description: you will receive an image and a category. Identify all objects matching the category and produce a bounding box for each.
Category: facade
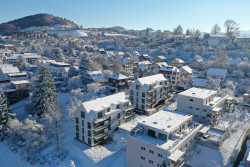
[177,87,229,124]
[129,74,169,115]
[122,57,133,74]
[127,109,202,167]
[159,66,180,88]
[107,73,129,92]
[74,92,135,146]
[180,66,193,77]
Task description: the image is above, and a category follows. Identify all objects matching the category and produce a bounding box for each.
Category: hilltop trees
[27,63,57,116]
[224,19,240,37]
[173,25,183,35]
[211,24,221,35]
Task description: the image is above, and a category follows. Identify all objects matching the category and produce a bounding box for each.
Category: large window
[76,125,79,132]
[136,85,140,90]
[88,122,91,129]
[142,99,145,103]
[158,133,167,141]
[98,112,102,118]
[106,107,111,112]
[142,92,145,98]
[130,90,134,95]
[76,117,79,124]
[88,130,91,137]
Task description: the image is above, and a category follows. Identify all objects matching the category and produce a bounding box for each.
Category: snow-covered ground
[190,144,224,167]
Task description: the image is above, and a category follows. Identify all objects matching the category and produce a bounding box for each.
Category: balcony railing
[93,125,108,132]
[93,132,108,140]
[124,113,135,119]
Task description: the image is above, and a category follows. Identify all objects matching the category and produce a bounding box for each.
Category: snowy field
[0,92,147,167]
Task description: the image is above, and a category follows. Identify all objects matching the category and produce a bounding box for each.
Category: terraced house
[74,92,135,146]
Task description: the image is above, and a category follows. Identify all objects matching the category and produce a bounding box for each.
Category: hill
[0,13,79,35]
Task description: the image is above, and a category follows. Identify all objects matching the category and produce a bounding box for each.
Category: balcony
[124,113,135,119]
[93,125,108,132]
[147,93,156,98]
[93,132,108,140]
[118,82,126,85]
[93,116,109,124]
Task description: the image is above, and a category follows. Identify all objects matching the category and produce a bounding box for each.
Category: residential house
[84,71,106,85]
[122,57,133,75]
[154,56,167,63]
[74,92,135,146]
[139,54,150,62]
[177,87,231,124]
[159,66,180,88]
[127,109,202,167]
[180,66,193,77]
[170,58,184,67]
[206,68,227,81]
[129,74,169,115]
[107,73,129,92]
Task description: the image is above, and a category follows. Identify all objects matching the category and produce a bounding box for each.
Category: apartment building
[177,87,229,124]
[129,74,169,115]
[74,92,135,146]
[159,66,180,88]
[127,109,202,167]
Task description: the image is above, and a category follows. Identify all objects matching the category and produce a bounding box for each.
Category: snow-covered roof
[11,80,29,85]
[137,74,167,86]
[207,68,227,77]
[108,73,129,80]
[173,58,184,64]
[0,66,20,74]
[156,62,168,68]
[159,66,180,72]
[138,109,192,133]
[229,59,242,65]
[82,92,129,120]
[181,66,193,74]
[141,54,150,58]
[178,87,217,99]
[138,61,152,65]
[192,78,220,88]
[156,56,166,60]
[87,71,106,82]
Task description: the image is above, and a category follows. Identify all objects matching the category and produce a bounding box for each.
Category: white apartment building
[177,87,229,124]
[74,92,135,146]
[127,109,202,167]
[159,66,180,88]
[129,74,169,115]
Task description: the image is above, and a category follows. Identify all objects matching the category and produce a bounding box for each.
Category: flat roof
[138,109,192,133]
[178,87,217,99]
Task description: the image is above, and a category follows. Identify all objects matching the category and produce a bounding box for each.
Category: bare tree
[211,24,221,35]
[224,19,240,37]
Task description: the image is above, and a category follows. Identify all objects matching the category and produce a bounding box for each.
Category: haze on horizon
[0,0,250,32]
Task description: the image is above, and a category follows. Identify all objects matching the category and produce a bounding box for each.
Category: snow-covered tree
[173,25,183,35]
[27,63,57,116]
[206,77,217,90]
[68,88,84,119]
[50,47,65,62]
[214,50,229,68]
[87,82,101,93]
[67,75,82,90]
[79,52,90,84]
[211,24,221,35]
[20,61,30,71]
[224,19,240,37]
[0,89,11,139]
[68,66,77,78]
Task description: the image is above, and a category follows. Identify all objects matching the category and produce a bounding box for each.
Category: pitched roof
[108,73,129,80]
[0,66,19,74]
[82,92,129,120]
[181,66,193,74]
[207,68,227,77]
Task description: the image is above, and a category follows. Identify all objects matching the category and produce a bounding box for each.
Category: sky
[0,0,249,32]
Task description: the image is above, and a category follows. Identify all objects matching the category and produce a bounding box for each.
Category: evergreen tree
[206,77,217,90]
[28,63,57,116]
[0,88,11,139]
[79,52,90,84]
[50,47,65,62]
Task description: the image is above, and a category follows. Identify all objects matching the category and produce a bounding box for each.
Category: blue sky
[0,0,249,32]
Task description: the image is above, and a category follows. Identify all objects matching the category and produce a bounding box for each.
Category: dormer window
[116,104,120,109]
[106,107,111,112]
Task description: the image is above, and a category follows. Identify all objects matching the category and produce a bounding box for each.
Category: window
[88,138,91,145]
[88,130,91,137]
[189,106,193,109]
[82,128,84,134]
[157,164,162,167]
[136,91,139,96]
[107,107,111,112]
[158,153,162,158]
[98,112,102,118]
[141,105,145,110]
[203,109,207,112]
[136,103,138,108]
[130,90,134,95]
[136,97,139,102]
[136,85,140,90]
[76,125,79,132]
[141,156,145,160]
[82,135,84,141]
[76,132,79,139]
[130,96,134,101]
[160,88,163,93]
[158,133,167,141]
[116,104,120,109]
[142,99,145,103]
[196,108,200,111]
[88,122,91,129]
[76,117,79,124]
[142,92,145,97]
[117,113,120,119]
[149,150,154,154]
[189,99,193,102]
[81,111,85,119]
[149,160,153,164]
[141,146,146,150]
[82,120,84,126]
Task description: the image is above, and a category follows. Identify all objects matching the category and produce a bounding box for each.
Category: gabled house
[129,74,169,115]
[206,68,227,80]
[170,58,184,67]
[74,92,135,146]
[139,54,150,62]
[180,66,193,77]
[107,73,129,92]
[154,56,167,63]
